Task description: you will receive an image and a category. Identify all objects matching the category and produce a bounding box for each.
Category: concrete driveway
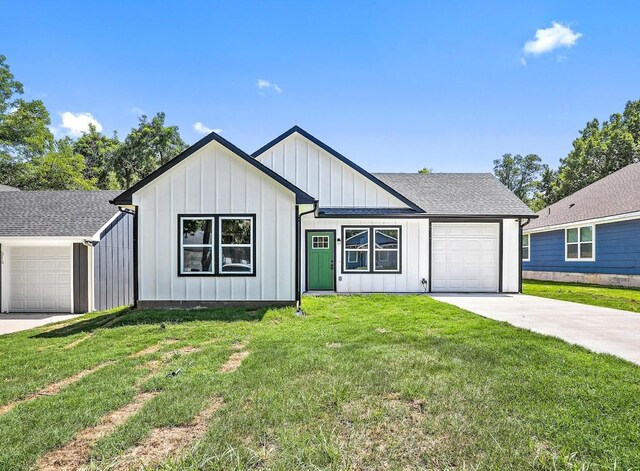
[430,294,640,365]
[0,313,81,335]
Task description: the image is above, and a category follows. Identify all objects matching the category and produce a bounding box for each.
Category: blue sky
[2,1,639,172]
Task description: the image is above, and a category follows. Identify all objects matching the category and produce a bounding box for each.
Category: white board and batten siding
[133,139,297,302]
[254,132,409,208]
[501,218,520,293]
[302,217,430,293]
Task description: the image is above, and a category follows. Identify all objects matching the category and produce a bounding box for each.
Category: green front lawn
[1,295,639,470]
[523,279,640,313]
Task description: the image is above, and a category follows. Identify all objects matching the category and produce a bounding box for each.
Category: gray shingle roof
[527,162,640,230]
[0,184,20,191]
[373,173,534,217]
[0,190,122,237]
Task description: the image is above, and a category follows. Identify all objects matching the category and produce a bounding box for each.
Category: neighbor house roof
[527,162,640,230]
[373,173,535,217]
[0,184,20,191]
[0,190,122,237]
[112,131,315,206]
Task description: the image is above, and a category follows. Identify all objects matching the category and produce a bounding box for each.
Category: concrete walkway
[0,313,81,335]
[430,294,640,365]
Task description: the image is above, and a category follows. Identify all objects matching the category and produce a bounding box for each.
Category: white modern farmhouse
[112,126,535,309]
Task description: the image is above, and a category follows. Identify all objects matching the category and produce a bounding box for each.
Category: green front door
[307,232,335,291]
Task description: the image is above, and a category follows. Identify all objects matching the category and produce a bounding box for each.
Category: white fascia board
[90,211,125,241]
[0,237,87,246]
[524,211,640,234]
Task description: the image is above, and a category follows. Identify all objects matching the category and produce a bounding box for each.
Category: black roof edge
[251,125,425,213]
[317,212,539,219]
[111,131,316,206]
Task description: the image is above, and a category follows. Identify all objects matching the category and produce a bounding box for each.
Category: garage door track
[430,294,640,365]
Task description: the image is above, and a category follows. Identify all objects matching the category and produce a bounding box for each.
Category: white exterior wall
[133,140,297,302]
[255,133,409,208]
[302,217,430,293]
[502,218,521,293]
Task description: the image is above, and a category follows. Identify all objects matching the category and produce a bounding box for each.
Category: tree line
[0,55,187,190]
[493,99,640,210]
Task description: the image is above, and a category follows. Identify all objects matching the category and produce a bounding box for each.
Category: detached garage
[0,191,134,314]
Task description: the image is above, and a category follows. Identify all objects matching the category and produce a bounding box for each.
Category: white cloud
[523,22,582,57]
[192,122,221,135]
[58,111,102,137]
[257,78,282,93]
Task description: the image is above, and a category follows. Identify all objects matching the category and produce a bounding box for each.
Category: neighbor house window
[219,217,254,274]
[522,234,530,262]
[342,226,401,273]
[566,225,594,261]
[179,214,255,276]
[181,217,214,274]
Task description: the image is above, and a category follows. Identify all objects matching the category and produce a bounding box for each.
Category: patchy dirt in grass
[161,346,202,361]
[219,350,250,373]
[230,341,247,351]
[129,339,178,358]
[326,342,343,348]
[63,333,93,350]
[112,397,223,470]
[375,328,389,334]
[36,392,158,471]
[0,361,115,416]
[337,394,450,470]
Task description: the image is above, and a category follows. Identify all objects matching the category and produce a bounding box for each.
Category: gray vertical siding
[73,243,89,313]
[94,211,134,311]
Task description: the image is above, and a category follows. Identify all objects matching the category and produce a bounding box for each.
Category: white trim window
[373,227,400,272]
[522,233,530,262]
[219,217,254,274]
[565,225,595,261]
[312,235,330,249]
[180,217,214,274]
[343,228,369,271]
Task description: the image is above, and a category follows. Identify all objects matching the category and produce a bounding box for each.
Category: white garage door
[431,223,500,292]
[9,246,72,312]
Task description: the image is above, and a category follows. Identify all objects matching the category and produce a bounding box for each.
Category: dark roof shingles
[0,190,122,237]
[527,162,640,230]
[373,173,534,216]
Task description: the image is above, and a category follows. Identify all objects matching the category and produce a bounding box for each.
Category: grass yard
[523,279,640,313]
[1,295,639,470]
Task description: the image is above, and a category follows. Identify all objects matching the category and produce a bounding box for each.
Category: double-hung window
[565,225,594,261]
[522,234,530,261]
[179,214,255,276]
[342,226,401,273]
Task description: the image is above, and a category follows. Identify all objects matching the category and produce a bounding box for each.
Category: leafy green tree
[493,153,544,206]
[113,112,187,188]
[551,100,640,203]
[418,167,432,174]
[21,137,97,190]
[73,124,120,189]
[0,55,54,185]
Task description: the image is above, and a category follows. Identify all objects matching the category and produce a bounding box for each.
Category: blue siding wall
[523,218,640,275]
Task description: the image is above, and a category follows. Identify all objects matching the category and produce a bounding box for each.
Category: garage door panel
[432,223,499,293]
[8,246,72,313]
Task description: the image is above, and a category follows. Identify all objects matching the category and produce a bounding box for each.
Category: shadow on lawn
[32,307,268,338]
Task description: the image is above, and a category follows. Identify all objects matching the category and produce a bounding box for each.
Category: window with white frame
[219,217,254,274]
[522,233,530,261]
[179,215,255,276]
[342,226,401,273]
[181,217,214,274]
[312,235,330,249]
[566,225,594,261]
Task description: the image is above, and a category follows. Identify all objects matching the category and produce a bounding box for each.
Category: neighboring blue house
[523,162,640,288]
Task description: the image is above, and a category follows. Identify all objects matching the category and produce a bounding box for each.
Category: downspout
[117,206,138,309]
[519,217,532,293]
[295,201,318,316]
